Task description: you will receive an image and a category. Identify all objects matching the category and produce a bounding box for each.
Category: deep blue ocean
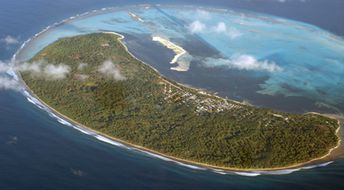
[1,0,344,189]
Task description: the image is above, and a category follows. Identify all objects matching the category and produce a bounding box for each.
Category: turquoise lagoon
[17,5,344,114]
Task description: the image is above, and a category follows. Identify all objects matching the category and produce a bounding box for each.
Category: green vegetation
[21,33,339,169]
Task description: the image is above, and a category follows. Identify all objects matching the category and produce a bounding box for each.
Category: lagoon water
[16,4,344,114]
[1,0,344,189]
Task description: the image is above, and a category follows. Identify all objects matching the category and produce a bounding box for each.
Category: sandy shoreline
[152,36,186,64]
[15,31,343,173]
[151,35,190,72]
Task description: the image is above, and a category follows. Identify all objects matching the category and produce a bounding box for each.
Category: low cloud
[43,64,70,80]
[0,76,21,91]
[19,61,71,80]
[1,35,19,45]
[0,59,127,91]
[213,22,227,33]
[226,27,242,39]
[0,61,11,72]
[0,60,71,91]
[204,54,282,73]
[98,60,126,80]
[188,20,207,34]
[188,21,242,39]
[212,22,242,39]
[0,61,21,91]
[18,62,43,73]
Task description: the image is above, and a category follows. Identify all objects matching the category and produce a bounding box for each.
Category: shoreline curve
[14,31,343,173]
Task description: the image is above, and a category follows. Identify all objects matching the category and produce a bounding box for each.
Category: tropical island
[20,33,340,170]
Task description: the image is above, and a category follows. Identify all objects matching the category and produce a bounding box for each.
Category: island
[20,33,340,170]
[152,36,189,72]
[152,36,186,64]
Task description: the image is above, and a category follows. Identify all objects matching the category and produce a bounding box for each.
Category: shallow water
[16,4,344,115]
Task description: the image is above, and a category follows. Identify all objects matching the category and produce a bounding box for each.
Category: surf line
[10,6,340,177]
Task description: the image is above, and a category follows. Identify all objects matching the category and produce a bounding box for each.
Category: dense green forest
[21,33,339,169]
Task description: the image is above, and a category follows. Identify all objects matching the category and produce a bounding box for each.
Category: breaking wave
[11,5,337,177]
[18,68,336,176]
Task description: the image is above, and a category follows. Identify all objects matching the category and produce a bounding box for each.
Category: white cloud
[188,21,206,34]
[0,61,20,91]
[1,35,19,45]
[0,59,125,91]
[226,27,242,39]
[188,21,242,39]
[43,64,70,80]
[0,61,11,72]
[0,77,21,91]
[18,61,43,73]
[0,60,72,91]
[213,22,227,33]
[98,60,126,80]
[204,54,282,73]
[18,61,71,80]
[212,22,242,39]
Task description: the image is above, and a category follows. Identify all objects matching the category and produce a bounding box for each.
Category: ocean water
[1,0,344,190]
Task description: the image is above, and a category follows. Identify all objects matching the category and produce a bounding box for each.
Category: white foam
[301,161,333,170]
[23,87,133,149]
[22,90,30,97]
[48,112,58,119]
[234,172,261,177]
[26,97,36,105]
[142,150,174,162]
[256,161,334,175]
[11,6,338,176]
[95,135,125,147]
[212,169,227,175]
[72,126,94,135]
[56,118,74,127]
[175,161,207,170]
[141,150,206,170]
[259,169,300,175]
[24,92,46,110]
[27,99,45,110]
